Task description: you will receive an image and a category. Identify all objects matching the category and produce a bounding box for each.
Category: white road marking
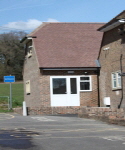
[102,136,125,144]
[31,117,55,122]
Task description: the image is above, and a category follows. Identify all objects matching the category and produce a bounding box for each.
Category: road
[0,113,125,150]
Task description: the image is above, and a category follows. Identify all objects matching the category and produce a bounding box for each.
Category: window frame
[80,76,92,92]
[27,46,33,58]
[52,78,67,95]
[25,41,33,58]
[111,71,121,90]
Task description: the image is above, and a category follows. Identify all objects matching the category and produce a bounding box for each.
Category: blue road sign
[4,76,15,82]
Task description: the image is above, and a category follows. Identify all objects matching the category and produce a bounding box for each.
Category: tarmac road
[0,113,125,150]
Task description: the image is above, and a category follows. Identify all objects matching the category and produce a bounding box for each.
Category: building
[21,22,103,114]
[98,10,125,108]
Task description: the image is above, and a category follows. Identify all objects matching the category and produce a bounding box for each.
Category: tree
[0,31,26,81]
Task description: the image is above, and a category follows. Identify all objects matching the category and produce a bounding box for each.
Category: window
[80,76,92,91]
[27,46,33,58]
[26,80,30,95]
[112,71,121,90]
[52,78,66,94]
[25,41,33,58]
[70,78,77,94]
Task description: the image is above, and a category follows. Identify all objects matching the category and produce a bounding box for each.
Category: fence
[0,96,10,110]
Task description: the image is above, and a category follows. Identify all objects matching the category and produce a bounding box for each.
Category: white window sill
[80,90,92,92]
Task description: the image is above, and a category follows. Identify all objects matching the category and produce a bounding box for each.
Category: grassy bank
[0,82,24,110]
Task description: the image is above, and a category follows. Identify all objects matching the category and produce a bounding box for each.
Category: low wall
[27,106,80,115]
[13,106,125,126]
[78,107,125,126]
[13,107,23,115]
[13,106,80,115]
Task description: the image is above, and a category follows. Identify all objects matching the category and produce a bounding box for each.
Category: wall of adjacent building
[99,24,125,108]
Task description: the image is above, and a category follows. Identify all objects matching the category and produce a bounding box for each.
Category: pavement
[0,113,125,150]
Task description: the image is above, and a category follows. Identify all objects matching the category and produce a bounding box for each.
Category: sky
[0,0,125,33]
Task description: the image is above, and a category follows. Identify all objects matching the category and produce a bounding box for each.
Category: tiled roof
[29,23,104,68]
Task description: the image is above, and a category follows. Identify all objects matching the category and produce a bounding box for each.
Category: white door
[50,76,80,106]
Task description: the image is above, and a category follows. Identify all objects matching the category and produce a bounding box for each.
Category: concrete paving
[0,113,125,150]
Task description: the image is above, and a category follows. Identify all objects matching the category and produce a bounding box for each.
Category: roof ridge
[42,22,105,24]
[28,22,105,36]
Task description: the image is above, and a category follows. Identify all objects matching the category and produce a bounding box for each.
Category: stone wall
[78,107,125,125]
[27,106,81,115]
[13,107,23,115]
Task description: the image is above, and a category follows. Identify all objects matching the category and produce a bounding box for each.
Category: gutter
[99,19,125,32]
[40,67,100,71]
[95,60,101,107]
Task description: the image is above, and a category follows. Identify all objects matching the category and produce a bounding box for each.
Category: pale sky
[0,0,125,33]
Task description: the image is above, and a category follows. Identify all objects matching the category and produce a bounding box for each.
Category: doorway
[50,76,80,106]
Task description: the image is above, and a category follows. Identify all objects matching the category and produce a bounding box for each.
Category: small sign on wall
[68,71,74,74]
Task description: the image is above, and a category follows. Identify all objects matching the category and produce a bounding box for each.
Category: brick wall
[78,107,125,125]
[80,75,98,107]
[24,70,99,115]
[25,63,98,114]
[41,70,99,108]
[99,25,125,108]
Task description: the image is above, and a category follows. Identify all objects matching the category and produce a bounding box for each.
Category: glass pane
[112,73,116,88]
[53,78,66,94]
[80,77,89,80]
[80,82,90,90]
[118,74,121,87]
[113,74,116,79]
[70,78,77,94]
[118,78,121,87]
[113,80,117,88]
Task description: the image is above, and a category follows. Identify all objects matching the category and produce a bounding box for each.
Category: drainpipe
[97,69,100,107]
[95,60,101,107]
[118,54,123,109]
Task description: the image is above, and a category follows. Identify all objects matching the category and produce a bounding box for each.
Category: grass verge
[0,82,24,112]
[0,109,14,113]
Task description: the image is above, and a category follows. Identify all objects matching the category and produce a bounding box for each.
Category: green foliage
[0,109,13,113]
[0,82,24,109]
[0,31,26,81]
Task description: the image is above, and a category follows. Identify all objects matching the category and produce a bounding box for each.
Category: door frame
[50,76,80,106]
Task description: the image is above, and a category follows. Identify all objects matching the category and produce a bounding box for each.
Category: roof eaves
[20,36,37,43]
[98,10,125,32]
[98,19,125,32]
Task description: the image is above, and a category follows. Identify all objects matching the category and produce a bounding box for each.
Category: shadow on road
[0,128,39,149]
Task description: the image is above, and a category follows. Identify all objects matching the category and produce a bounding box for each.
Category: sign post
[4,76,15,110]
